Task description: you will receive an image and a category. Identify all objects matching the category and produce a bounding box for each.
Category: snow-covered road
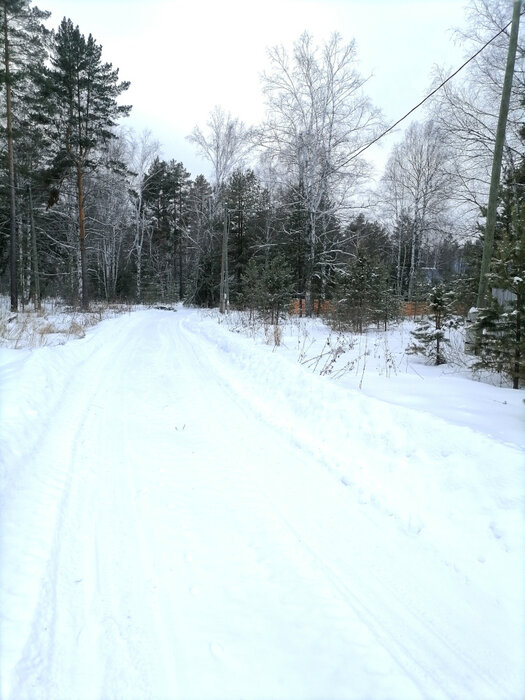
[1,308,524,700]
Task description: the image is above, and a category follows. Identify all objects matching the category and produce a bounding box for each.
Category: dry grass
[67,320,86,339]
[263,322,283,347]
[0,298,135,349]
[39,322,60,336]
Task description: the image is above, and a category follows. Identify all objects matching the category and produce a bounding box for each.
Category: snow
[1,305,524,700]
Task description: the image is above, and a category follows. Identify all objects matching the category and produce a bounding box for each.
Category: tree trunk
[305,211,316,317]
[514,295,521,389]
[18,218,25,309]
[396,233,403,296]
[3,5,17,312]
[76,161,89,309]
[178,233,183,300]
[136,251,142,301]
[407,223,417,302]
[219,206,229,313]
[28,183,41,310]
[304,278,313,317]
[178,188,184,300]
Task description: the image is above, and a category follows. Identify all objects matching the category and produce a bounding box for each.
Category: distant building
[464,287,517,354]
[420,267,442,284]
[491,287,517,307]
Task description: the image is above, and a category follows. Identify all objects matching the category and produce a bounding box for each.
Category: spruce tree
[407,284,457,365]
[226,169,262,295]
[471,118,525,389]
[240,254,293,325]
[474,203,524,388]
[167,161,191,301]
[240,257,260,321]
[260,254,293,325]
[330,247,393,334]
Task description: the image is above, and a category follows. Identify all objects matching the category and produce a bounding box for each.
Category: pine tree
[407,284,457,365]
[0,0,49,310]
[39,18,130,308]
[186,174,217,307]
[240,257,260,321]
[167,160,191,301]
[138,158,192,302]
[226,169,263,296]
[240,254,293,325]
[260,254,293,325]
[330,246,393,334]
[375,282,402,331]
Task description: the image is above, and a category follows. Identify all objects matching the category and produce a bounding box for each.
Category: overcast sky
[39,0,470,179]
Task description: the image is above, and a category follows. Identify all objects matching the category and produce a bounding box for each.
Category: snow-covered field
[1,304,524,700]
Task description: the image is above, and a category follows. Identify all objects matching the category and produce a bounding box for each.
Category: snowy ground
[1,304,524,700]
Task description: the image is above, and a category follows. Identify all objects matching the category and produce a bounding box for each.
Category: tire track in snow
[134,314,425,698]
[177,311,517,699]
[2,309,521,700]
[3,314,156,700]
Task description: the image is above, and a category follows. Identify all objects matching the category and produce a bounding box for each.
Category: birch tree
[381,121,452,300]
[260,32,381,315]
[89,138,131,300]
[430,0,525,215]
[124,129,160,301]
[188,106,253,312]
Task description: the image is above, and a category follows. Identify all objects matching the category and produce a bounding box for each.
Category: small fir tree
[240,257,261,321]
[259,254,294,325]
[407,284,457,365]
[331,249,392,333]
[375,284,402,331]
[240,254,293,325]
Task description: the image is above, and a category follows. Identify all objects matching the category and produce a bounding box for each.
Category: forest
[0,0,524,386]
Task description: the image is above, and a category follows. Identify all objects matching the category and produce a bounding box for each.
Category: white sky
[39,0,469,179]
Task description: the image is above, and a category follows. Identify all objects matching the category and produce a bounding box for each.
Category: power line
[346,11,524,165]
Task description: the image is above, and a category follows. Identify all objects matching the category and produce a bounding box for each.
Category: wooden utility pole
[477,0,523,307]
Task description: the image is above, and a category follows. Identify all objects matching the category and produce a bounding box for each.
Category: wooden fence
[289,298,430,318]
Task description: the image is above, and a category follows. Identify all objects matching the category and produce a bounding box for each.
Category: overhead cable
[346,11,524,165]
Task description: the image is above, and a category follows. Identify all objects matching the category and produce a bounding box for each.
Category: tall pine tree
[40,18,130,308]
[0,0,49,310]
